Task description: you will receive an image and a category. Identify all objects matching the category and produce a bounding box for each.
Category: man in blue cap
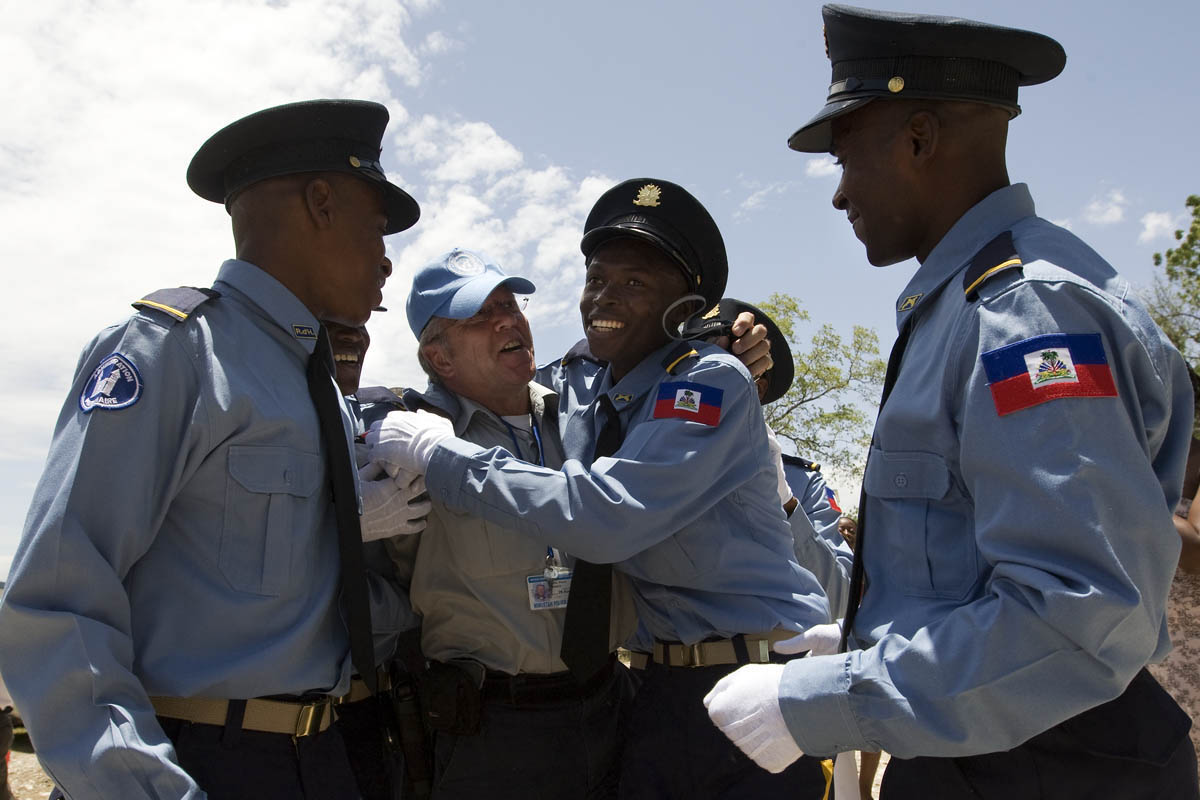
[0,99,421,799]
[365,248,638,799]
[368,180,833,798]
[705,6,1198,798]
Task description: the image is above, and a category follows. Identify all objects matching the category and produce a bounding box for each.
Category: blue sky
[1,0,1197,574]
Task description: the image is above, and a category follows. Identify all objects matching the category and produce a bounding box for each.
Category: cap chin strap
[661,293,708,342]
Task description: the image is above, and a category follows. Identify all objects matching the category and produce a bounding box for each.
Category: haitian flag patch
[980,333,1117,416]
[652,381,723,426]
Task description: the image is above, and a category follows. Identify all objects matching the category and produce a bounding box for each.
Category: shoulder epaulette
[661,341,700,376]
[561,338,607,367]
[781,453,820,472]
[399,388,455,421]
[963,231,1022,301]
[132,287,219,322]
[356,386,406,408]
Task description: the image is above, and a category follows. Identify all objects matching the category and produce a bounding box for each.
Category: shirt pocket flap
[864,448,950,500]
[228,445,321,497]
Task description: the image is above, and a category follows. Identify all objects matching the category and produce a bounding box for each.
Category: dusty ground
[8,731,55,800]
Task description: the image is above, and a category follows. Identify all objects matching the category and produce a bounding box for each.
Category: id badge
[527,571,571,611]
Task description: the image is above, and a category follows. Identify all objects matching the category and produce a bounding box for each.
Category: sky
[1,0,1197,575]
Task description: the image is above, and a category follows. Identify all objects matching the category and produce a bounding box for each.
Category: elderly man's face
[428,286,535,408]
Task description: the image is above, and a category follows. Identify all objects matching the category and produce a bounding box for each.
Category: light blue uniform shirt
[0,260,392,799]
[778,185,1192,759]
[426,340,829,645]
[783,461,852,622]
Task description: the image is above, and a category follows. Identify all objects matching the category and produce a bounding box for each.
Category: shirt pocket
[439,506,546,579]
[221,445,322,596]
[865,448,979,600]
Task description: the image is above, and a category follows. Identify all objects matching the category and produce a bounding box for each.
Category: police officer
[0,99,421,799]
[368,179,832,798]
[682,298,853,623]
[705,7,1198,798]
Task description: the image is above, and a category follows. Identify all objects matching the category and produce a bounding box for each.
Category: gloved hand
[772,621,842,657]
[765,426,792,507]
[366,409,455,474]
[703,663,803,773]
[359,461,433,541]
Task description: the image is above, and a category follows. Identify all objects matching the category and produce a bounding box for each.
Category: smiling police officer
[0,100,420,800]
[705,7,1198,798]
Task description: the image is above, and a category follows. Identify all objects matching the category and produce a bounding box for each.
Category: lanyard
[499,416,563,574]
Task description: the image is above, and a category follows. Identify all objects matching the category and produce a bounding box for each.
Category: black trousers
[159,715,363,800]
[336,696,403,800]
[880,669,1199,800]
[618,662,828,800]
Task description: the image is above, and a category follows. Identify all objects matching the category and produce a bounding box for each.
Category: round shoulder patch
[447,250,485,276]
[80,353,143,413]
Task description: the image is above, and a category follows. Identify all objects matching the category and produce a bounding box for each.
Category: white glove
[358,461,433,541]
[366,409,455,474]
[765,426,792,507]
[703,663,803,773]
[772,621,842,657]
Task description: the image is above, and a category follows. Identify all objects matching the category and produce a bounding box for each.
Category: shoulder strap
[356,385,406,408]
[661,341,700,376]
[781,453,819,472]
[962,231,1023,301]
[561,338,607,367]
[132,287,220,323]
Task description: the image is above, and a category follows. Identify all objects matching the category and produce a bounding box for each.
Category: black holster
[419,660,485,736]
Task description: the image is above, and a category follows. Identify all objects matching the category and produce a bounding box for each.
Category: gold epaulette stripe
[665,349,699,374]
[136,299,189,320]
[963,258,1022,297]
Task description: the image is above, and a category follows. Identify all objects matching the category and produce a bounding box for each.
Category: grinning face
[324,321,371,396]
[424,286,536,414]
[829,102,925,267]
[579,238,691,382]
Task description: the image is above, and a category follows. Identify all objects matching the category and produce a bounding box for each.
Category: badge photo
[80,353,143,413]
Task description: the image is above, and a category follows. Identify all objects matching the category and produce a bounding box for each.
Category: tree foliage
[757,292,886,473]
[1145,195,1200,430]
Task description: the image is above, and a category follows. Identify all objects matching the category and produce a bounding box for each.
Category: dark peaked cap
[788,4,1066,153]
[581,178,728,308]
[680,298,794,405]
[188,99,420,234]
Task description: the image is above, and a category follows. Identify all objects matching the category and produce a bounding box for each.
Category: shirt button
[284,469,293,485]
[893,473,908,489]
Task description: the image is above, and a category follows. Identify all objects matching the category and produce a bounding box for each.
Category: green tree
[757,292,886,473]
[1146,195,1200,429]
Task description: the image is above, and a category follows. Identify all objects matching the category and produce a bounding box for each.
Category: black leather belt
[482,655,616,706]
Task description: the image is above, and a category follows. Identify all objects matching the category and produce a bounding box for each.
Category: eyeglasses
[460,296,529,326]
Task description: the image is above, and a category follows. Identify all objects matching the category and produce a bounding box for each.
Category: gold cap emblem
[348,155,362,168]
[633,184,662,207]
[701,304,722,320]
[887,76,905,93]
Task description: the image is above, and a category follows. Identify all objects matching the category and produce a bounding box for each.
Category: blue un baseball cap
[406,248,537,338]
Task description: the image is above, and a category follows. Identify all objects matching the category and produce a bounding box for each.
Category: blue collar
[893,183,1036,331]
[214,259,322,353]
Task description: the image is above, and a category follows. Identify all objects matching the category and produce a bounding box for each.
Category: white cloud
[1083,189,1127,226]
[735,181,790,221]
[1139,211,1178,243]
[0,0,609,554]
[805,156,839,178]
[1050,218,1073,230]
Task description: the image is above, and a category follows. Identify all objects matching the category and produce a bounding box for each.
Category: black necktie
[839,318,913,653]
[560,394,621,682]
[306,326,377,693]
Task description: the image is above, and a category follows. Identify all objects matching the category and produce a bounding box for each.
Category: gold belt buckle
[688,643,706,667]
[293,700,328,738]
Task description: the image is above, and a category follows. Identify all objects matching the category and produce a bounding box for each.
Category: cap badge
[633,184,662,207]
[702,304,722,320]
[348,155,362,168]
[888,76,905,93]
[447,250,485,277]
